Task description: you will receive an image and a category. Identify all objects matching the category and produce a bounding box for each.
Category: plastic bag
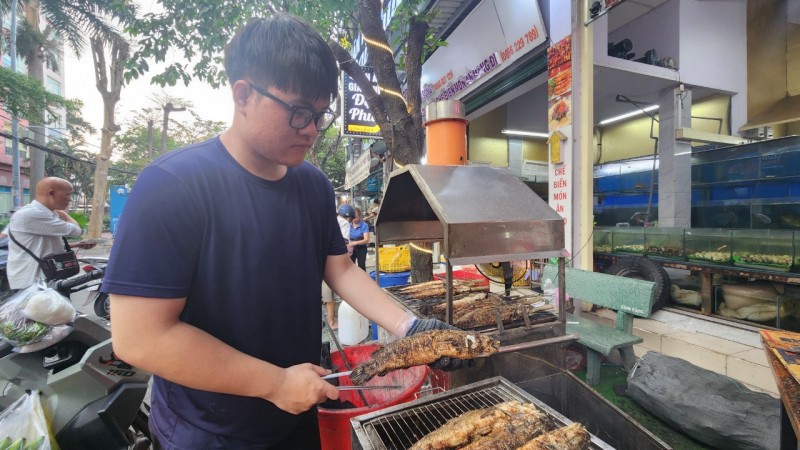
[15,326,73,354]
[21,289,75,326]
[0,390,57,450]
[0,283,74,348]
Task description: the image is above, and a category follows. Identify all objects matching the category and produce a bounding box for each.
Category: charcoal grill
[350,376,614,450]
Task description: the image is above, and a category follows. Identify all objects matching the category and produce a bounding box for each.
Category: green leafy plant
[69,212,89,230]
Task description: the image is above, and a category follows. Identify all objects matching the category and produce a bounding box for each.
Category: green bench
[542,265,658,386]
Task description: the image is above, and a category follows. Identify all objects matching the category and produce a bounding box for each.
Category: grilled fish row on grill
[395,280,488,300]
[454,303,553,329]
[517,423,590,449]
[349,330,500,385]
[410,401,547,450]
[409,400,590,450]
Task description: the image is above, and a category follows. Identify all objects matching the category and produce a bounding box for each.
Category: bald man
[6,177,94,289]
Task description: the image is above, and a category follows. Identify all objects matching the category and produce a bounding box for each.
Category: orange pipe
[424,100,469,166]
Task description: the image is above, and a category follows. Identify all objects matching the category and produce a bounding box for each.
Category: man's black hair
[224,15,339,102]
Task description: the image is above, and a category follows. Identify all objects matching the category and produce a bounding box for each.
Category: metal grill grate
[366,385,518,449]
[351,377,614,450]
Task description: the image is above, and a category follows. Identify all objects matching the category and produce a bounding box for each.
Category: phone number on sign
[499,26,540,63]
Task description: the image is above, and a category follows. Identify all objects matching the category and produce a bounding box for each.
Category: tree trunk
[24,0,45,193]
[88,37,128,239]
[329,1,434,281]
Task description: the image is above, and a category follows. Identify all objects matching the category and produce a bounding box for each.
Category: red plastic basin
[318,342,429,450]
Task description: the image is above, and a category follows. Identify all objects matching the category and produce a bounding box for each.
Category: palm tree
[4,0,136,192]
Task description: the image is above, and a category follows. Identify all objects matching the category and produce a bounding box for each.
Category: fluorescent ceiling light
[501,129,549,138]
[599,105,659,125]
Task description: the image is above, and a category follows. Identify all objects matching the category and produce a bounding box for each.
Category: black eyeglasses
[248,82,336,131]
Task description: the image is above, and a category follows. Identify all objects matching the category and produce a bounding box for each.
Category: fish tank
[731,229,794,272]
[644,227,684,259]
[611,227,644,254]
[594,227,612,253]
[685,229,733,264]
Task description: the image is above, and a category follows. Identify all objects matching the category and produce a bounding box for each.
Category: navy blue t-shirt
[102,137,347,447]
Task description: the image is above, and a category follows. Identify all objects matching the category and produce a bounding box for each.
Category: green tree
[44,100,96,212]
[307,125,347,188]
[110,105,226,186]
[127,0,440,280]
[6,0,138,195]
[0,66,70,122]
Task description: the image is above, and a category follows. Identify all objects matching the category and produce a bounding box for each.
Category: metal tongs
[337,385,403,391]
[322,370,352,380]
[322,370,402,390]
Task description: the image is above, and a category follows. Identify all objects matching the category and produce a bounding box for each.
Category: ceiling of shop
[606,0,670,33]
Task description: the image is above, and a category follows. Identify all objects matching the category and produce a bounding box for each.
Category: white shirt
[7,200,82,289]
[337,216,350,241]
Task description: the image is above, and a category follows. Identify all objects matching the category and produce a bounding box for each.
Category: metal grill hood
[375,165,566,265]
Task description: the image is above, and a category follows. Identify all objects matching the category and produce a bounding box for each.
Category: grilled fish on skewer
[517,423,590,450]
[349,330,500,385]
[431,292,494,315]
[409,401,541,450]
[396,280,443,294]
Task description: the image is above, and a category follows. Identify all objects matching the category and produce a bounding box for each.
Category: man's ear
[232,80,252,113]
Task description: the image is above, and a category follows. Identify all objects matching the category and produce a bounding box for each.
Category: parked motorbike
[74,257,111,319]
[0,268,151,449]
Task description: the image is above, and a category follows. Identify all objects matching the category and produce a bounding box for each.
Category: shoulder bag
[8,231,80,281]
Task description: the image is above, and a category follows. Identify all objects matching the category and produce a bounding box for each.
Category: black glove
[405,318,470,371]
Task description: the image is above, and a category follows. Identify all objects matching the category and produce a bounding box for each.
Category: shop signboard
[341,67,382,139]
[547,35,574,252]
[420,0,546,106]
[345,151,372,190]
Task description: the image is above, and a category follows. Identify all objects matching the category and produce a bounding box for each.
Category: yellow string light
[409,242,433,254]
[378,86,408,108]
[362,36,393,55]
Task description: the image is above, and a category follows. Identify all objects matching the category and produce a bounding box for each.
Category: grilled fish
[516,423,590,450]
[459,406,552,450]
[454,303,553,329]
[398,280,488,300]
[349,330,500,385]
[409,401,541,450]
[431,292,496,315]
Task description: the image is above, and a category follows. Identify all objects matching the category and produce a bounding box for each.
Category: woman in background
[348,208,370,270]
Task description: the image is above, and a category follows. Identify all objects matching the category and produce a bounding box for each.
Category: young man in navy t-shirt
[102,14,465,450]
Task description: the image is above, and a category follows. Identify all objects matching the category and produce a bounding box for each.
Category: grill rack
[385,286,558,333]
[351,376,615,450]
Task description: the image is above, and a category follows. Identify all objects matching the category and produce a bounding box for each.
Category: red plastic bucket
[318,342,429,450]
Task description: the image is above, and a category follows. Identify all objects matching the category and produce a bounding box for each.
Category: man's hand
[71,240,97,249]
[55,210,71,221]
[405,318,471,371]
[266,363,339,414]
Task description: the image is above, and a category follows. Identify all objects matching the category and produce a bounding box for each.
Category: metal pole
[10,0,22,209]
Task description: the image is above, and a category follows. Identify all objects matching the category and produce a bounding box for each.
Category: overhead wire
[0,131,138,175]
[16,122,127,158]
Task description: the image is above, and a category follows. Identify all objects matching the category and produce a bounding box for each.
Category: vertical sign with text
[547,36,574,252]
[341,68,382,139]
